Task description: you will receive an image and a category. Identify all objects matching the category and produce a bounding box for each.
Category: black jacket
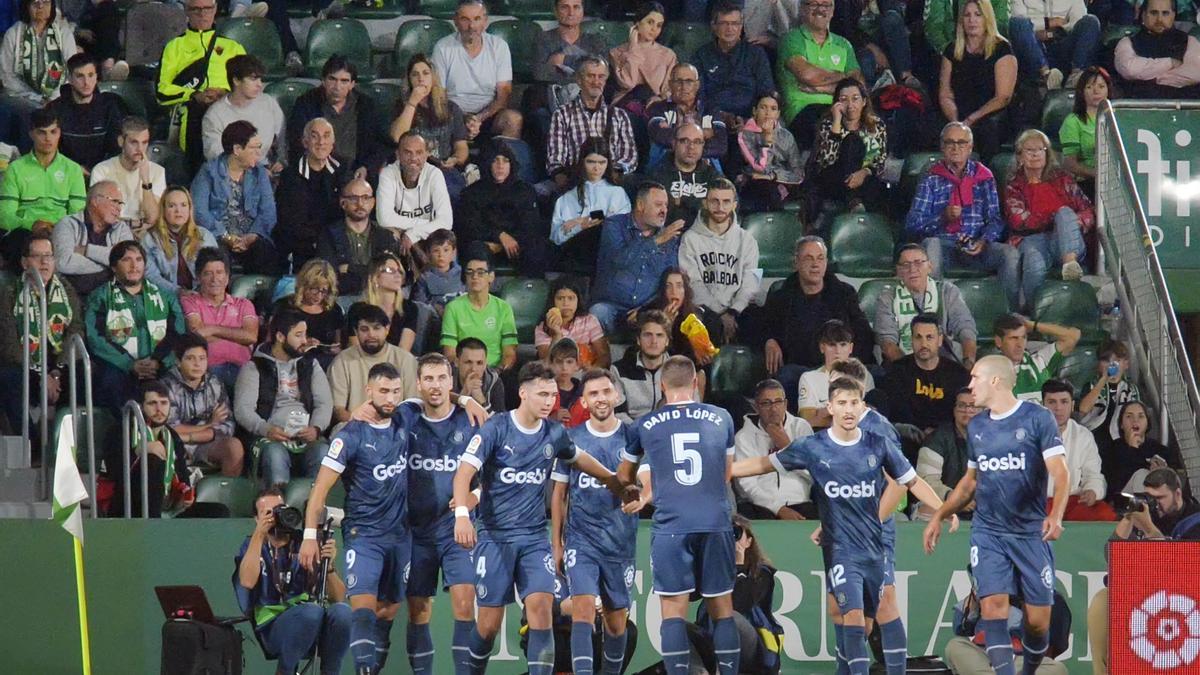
[758,271,875,368]
[455,143,543,249]
[287,88,387,176]
[314,219,398,295]
[273,157,348,256]
[46,86,125,171]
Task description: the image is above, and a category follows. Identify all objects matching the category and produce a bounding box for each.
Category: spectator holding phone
[1078,339,1141,445]
[1101,401,1184,503]
[550,137,630,275]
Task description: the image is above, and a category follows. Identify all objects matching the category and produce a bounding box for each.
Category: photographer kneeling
[1087,468,1200,674]
[236,486,351,675]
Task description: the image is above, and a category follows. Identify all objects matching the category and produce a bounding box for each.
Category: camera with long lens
[270,504,304,538]
[1115,492,1151,518]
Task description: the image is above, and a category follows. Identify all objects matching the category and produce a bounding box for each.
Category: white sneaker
[1064,69,1083,90]
[1046,68,1064,90]
[105,60,129,81]
[1062,260,1083,281]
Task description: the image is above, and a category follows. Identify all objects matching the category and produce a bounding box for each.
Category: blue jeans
[590,300,634,335]
[260,439,328,488]
[1018,206,1087,307]
[923,236,1021,311]
[1008,15,1101,74]
[879,7,913,75]
[260,601,352,675]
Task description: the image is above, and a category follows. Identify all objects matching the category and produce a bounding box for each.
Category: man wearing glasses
[648,122,722,225]
[440,254,518,373]
[693,1,776,120]
[915,387,978,519]
[777,0,863,148]
[52,180,135,296]
[157,0,246,171]
[874,243,979,367]
[316,179,397,296]
[904,121,1020,312]
[647,63,729,165]
[732,378,817,520]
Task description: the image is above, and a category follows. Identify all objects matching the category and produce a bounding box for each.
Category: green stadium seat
[1058,346,1098,395]
[663,22,710,61]
[360,81,404,137]
[344,0,404,19]
[304,19,373,79]
[147,142,190,187]
[230,274,280,314]
[1041,90,1076,147]
[857,278,897,330]
[488,18,542,83]
[264,78,317,120]
[830,212,894,278]
[50,406,117,473]
[955,277,1012,336]
[709,345,766,399]
[989,152,1016,193]
[420,0,460,18]
[391,19,454,77]
[98,80,155,119]
[1031,280,1102,342]
[742,211,802,278]
[217,17,283,75]
[193,476,257,517]
[899,151,941,200]
[506,0,556,20]
[582,20,631,51]
[1103,23,1138,47]
[500,277,550,343]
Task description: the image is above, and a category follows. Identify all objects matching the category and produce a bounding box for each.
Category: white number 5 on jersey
[671,433,703,486]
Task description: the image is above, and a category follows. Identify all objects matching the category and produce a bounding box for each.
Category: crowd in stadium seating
[0,0,1193,531]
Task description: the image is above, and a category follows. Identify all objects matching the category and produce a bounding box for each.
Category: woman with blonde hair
[390,53,469,196]
[141,186,217,293]
[272,258,344,368]
[938,0,1016,159]
[1003,128,1094,308]
[361,252,420,353]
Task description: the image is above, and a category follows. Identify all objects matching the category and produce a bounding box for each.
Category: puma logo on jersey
[499,467,547,485]
[976,452,1027,472]
[823,480,876,498]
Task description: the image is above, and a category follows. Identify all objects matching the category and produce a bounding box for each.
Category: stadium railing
[18,268,49,499]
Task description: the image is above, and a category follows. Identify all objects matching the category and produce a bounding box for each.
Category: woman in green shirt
[1059,66,1113,195]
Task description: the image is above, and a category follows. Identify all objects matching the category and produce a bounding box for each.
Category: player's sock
[570,620,595,675]
[878,618,907,674]
[601,628,627,675]
[405,622,433,674]
[660,617,691,673]
[712,616,740,675]
[349,608,377,672]
[467,626,494,675]
[526,628,555,675]
[842,625,870,675]
[373,618,393,672]
[1021,631,1049,675]
[833,623,850,675]
[981,617,1016,675]
[452,619,475,675]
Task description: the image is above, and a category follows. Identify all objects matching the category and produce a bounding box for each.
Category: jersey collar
[421,406,455,423]
[509,410,544,434]
[825,428,863,447]
[990,400,1023,421]
[585,419,621,437]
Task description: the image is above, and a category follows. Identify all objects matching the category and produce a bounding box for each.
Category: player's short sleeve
[1036,408,1067,459]
[460,420,496,470]
[770,437,811,474]
[396,400,423,427]
[550,457,570,483]
[620,423,644,463]
[882,436,917,484]
[322,428,355,473]
[722,408,737,455]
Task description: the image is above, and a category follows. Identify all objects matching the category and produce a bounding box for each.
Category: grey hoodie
[678,212,761,315]
[234,345,333,437]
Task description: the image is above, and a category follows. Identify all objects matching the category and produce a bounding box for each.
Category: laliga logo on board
[1129,590,1200,669]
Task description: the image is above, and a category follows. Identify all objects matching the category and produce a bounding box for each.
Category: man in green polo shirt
[993,313,1080,401]
[777,0,862,148]
[440,253,518,371]
[0,108,86,266]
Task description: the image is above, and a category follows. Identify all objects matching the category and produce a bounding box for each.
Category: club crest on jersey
[542,443,554,459]
[346,573,357,588]
[868,455,877,468]
[328,438,344,460]
[1041,565,1054,589]
[453,430,465,444]
[476,583,488,599]
[466,434,482,455]
[1016,428,1027,441]
[624,565,635,588]
[543,554,555,574]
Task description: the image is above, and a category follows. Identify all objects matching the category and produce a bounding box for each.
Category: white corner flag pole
[51,415,93,675]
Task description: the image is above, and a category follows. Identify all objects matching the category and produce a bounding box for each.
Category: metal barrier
[1096,100,1200,482]
[120,401,150,518]
[65,335,96,518]
[18,268,49,499]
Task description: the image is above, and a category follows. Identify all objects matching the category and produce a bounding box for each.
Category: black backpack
[160,619,244,675]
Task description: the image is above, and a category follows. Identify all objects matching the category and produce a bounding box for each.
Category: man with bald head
[316,179,398,296]
[648,122,722,224]
[52,180,135,295]
[646,63,729,166]
[925,354,1070,675]
[275,117,349,271]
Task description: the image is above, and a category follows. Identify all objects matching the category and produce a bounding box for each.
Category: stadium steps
[0,435,50,518]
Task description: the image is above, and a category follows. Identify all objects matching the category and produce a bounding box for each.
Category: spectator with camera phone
[235,485,351,675]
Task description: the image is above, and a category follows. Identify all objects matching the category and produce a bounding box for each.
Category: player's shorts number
[565,549,577,569]
[671,432,703,486]
[346,550,356,569]
[970,546,979,568]
[476,555,486,578]
[829,564,846,588]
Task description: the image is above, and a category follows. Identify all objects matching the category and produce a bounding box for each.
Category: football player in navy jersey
[615,356,742,675]
[405,353,483,675]
[550,370,652,675]
[737,376,952,675]
[924,355,1069,675]
[452,361,632,675]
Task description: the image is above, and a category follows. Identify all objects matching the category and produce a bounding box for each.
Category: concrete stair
[0,435,50,518]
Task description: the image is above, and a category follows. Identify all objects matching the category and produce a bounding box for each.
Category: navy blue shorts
[472,537,556,607]
[406,535,476,598]
[825,555,886,616]
[564,546,636,610]
[650,530,735,597]
[971,530,1056,607]
[344,534,412,603]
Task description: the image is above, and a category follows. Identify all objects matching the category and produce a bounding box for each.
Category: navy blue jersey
[552,420,643,561]
[322,401,422,539]
[773,429,915,561]
[859,408,901,546]
[407,406,476,542]
[623,401,736,534]
[461,412,577,543]
[967,401,1065,538]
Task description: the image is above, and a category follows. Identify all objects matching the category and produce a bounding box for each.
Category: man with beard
[551,369,650,675]
[85,240,186,409]
[112,380,193,517]
[52,180,135,295]
[46,53,124,172]
[546,56,638,182]
[648,123,722,225]
[90,116,166,234]
[1114,0,1200,98]
[233,309,333,488]
[328,302,418,428]
[879,314,970,440]
[377,131,453,255]
[316,179,397,297]
[678,178,759,345]
[875,243,978,367]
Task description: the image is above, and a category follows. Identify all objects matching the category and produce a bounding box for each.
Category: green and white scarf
[20,21,65,99]
[12,275,72,371]
[893,281,941,354]
[105,280,169,358]
[135,426,177,497]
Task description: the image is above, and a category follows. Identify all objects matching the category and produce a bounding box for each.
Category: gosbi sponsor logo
[578,474,605,489]
[408,454,459,472]
[499,467,547,485]
[823,481,875,499]
[372,458,408,481]
[976,453,1027,472]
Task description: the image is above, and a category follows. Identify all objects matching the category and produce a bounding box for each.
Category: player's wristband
[454,506,470,519]
[458,395,472,409]
[303,528,318,541]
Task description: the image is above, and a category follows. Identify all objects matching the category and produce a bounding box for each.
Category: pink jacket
[1115,34,1200,88]
[609,41,677,102]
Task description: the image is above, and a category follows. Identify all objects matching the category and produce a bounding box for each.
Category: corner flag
[52,415,88,542]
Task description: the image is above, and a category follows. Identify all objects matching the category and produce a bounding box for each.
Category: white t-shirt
[797,367,876,410]
[89,156,167,223]
[431,32,512,114]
